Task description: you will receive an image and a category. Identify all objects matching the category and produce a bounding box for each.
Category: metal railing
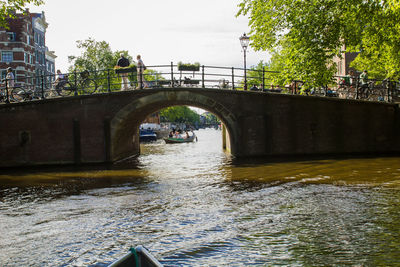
[1,63,400,104]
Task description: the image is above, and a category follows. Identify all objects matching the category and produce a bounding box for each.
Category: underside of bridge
[109,91,238,162]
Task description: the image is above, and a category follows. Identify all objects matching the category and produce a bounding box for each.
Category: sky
[28,0,270,72]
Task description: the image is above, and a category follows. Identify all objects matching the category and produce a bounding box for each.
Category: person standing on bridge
[116,53,130,91]
[5,67,15,89]
[359,70,369,98]
[2,67,15,100]
[136,54,147,89]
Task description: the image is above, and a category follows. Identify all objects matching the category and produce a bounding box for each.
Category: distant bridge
[1,86,399,168]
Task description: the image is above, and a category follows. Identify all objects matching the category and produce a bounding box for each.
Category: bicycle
[0,83,36,103]
[337,79,357,99]
[0,86,10,103]
[53,70,98,97]
[356,80,386,101]
[9,85,51,102]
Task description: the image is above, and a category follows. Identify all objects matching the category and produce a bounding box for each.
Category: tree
[202,112,220,126]
[68,38,164,91]
[160,106,200,125]
[67,38,130,91]
[237,0,400,85]
[348,2,400,79]
[247,60,284,89]
[0,0,44,29]
[68,38,131,72]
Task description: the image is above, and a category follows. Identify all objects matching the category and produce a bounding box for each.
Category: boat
[163,132,197,144]
[109,245,163,267]
[140,123,169,140]
[140,129,157,142]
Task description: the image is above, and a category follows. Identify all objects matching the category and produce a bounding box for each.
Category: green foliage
[348,3,400,79]
[177,62,200,71]
[246,60,284,88]
[68,38,131,91]
[68,38,163,91]
[143,69,165,82]
[0,0,44,29]
[68,38,130,72]
[202,112,220,125]
[160,106,200,124]
[237,0,400,84]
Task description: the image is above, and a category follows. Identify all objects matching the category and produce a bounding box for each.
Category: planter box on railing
[115,66,137,74]
[177,62,200,72]
[183,79,200,85]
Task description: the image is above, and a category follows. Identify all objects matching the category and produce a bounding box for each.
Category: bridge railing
[1,63,400,104]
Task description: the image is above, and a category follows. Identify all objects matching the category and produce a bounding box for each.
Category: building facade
[333,44,359,78]
[0,10,55,88]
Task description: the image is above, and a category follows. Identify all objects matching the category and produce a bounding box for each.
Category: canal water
[1,129,400,266]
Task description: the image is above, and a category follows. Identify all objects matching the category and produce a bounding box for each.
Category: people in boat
[175,131,183,138]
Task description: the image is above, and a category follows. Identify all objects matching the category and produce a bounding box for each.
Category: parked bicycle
[357,80,387,101]
[0,86,10,103]
[0,82,31,103]
[10,85,52,102]
[337,77,357,99]
[53,70,98,96]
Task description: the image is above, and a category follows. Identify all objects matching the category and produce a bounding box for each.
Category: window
[1,70,7,80]
[25,53,31,64]
[1,51,13,62]
[6,32,16,41]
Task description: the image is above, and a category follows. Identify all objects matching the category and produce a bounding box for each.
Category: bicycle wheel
[56,82,74,96]
[80,78,97,94]
[369,88,386,101]
[347,86,357,99]
[43,88,55,99]
[11,87,28,102]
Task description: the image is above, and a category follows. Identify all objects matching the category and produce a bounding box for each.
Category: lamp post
[239,33,250,90]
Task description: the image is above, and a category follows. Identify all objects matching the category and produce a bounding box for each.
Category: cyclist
[54,69,68,90]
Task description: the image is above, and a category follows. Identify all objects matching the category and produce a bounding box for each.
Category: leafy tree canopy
[67,38,164,90]
[237,0,400,84]
[68,38,131,73]
[0,0,44,29]
[160,106,200,125]
[67,38,133,91]
[202,112,220,125]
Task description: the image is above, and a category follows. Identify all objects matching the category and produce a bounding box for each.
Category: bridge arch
[110,90,239,161]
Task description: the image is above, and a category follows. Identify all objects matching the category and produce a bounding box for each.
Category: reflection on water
[1,129,400,266]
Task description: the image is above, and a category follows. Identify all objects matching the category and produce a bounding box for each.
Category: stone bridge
[1,88,400,168]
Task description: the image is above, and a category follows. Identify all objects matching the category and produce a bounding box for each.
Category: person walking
[5,67,15,99]
[116,53,130,91]
[359,70,369,98]
[136,55,146,89]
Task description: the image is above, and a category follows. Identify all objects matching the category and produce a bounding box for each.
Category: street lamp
[239,33,250,90]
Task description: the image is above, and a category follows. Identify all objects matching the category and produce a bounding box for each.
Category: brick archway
[110,90,239,161]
